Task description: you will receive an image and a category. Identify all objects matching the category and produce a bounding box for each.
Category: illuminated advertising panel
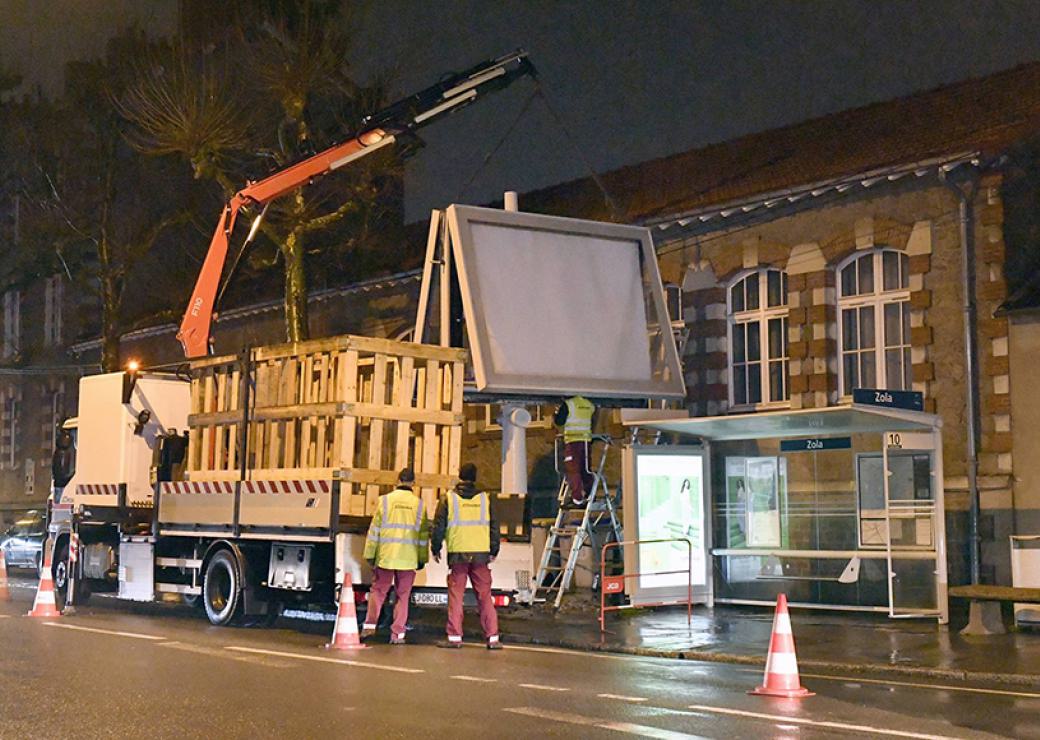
[623,447,712,606]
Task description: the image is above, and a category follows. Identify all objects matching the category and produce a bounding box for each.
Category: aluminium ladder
[534,435,623,608]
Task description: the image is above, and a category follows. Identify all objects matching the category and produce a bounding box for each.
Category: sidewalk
[412,601,1040,686]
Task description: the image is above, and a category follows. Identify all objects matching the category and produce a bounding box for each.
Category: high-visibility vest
[363,488,429,570]
[445,491,491,554]
[563,396,595,443]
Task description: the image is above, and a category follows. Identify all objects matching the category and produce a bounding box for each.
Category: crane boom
[177,49,535,358]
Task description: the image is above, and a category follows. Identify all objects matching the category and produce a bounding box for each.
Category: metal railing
[599,537,692,632]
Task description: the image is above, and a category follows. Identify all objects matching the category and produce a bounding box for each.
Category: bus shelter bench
[948,585,1040,636]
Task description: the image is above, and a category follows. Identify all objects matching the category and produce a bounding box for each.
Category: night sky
[349,0,1040,221]
[6,1,1040,222]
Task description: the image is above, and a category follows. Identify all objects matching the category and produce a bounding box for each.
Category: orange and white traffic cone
[750,593,814,698]
[327,572,367,650]
[27,539,61,619]
[0,547,9,602]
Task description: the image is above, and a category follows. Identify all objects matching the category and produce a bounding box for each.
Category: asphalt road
[0,572,1036,739]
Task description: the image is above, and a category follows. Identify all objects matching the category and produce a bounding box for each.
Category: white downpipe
[500,405,531,496]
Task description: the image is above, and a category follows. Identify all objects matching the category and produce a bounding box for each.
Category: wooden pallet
[184,334,466,517]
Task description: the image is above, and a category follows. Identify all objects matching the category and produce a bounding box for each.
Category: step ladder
[534,435,623,608]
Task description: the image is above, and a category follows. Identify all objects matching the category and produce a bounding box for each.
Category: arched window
[837,249,911,396]
[728,268,789,407]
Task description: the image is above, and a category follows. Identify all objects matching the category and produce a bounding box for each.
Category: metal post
[233,347,252,538]
[943,173,982,585]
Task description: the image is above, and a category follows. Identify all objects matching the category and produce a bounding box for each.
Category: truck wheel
[203,550,243,626]
[52,540,70,607]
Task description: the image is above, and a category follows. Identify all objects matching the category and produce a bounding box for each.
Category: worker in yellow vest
[554,395,596,505]
[431,463,502,649]
[362,468,429,644]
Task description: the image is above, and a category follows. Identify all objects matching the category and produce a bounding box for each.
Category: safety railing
[599,537,692,632]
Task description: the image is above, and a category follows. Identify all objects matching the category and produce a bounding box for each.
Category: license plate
[411,591,448,606]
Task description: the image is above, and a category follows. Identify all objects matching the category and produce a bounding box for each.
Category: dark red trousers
[446,561,499,640]
[563,441,594,501]
[365,567,415,638]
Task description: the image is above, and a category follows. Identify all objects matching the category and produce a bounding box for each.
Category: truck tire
[52,539,70,607]
[203,550,243,626]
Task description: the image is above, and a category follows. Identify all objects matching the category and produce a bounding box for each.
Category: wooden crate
[185,334,466,517]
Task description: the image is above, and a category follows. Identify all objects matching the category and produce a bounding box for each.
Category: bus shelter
[622,404,949,623]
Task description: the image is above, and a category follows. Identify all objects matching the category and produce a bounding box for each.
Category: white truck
[48,336,533,625]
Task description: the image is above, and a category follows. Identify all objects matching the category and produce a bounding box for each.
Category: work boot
[390,634,406,645]
[360,626,377,641]
[486,636,503,650]
[437,638,464,649]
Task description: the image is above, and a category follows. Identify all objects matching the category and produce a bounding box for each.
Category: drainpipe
[941,170,982,585]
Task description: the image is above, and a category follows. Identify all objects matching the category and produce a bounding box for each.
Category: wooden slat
[365,353,388,512]
[419,359,440,507]
[447,360,464,476]
[394,356,415,471]
[227,366,240,473]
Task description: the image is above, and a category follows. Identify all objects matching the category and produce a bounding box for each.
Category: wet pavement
[1,573,1036,739]
[408,598,1040,686]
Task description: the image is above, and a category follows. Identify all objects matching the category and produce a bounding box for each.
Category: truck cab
[48,371,191,605]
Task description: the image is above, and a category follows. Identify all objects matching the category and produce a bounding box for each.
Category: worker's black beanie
[459,463,477,482]
[398,467,415,484]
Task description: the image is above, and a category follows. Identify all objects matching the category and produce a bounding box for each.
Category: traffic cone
[327,572,367,650]
[749,594,814,698]
[27,539,61,619]
[0,547,9,602]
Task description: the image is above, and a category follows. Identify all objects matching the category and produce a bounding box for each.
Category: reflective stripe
[374,536,421,545]
[446,491,491,554]
[381,495,423,532]
[563,396,594,443]
[449,493,489,526]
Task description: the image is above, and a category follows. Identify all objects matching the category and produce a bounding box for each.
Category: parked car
[1,510,46,574]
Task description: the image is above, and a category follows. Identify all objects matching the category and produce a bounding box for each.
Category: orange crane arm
[177,50,534,358]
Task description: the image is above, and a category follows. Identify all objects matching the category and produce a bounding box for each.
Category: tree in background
[9,32,192,371]
[120,1,405,344]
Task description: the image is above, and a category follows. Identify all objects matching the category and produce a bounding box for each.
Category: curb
[407,620,1040,688]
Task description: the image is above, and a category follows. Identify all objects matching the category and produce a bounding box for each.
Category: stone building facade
[0,270,89,524]
[518,61,1040,587]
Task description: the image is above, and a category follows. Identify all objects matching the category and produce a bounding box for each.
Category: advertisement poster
[635,453,706,589]
[724,456,785,549]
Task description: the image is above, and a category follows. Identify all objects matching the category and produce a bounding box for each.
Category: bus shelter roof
[621,403,941,442]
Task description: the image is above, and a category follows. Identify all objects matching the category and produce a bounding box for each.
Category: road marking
[451,675,498,683]
[800,672,1040,700]
[518,683,570,692]
[686,704,958,739]
[42,622,165,641]
[464,642,658,662]
[226,646,424,674]
[505,707,704,739]
[598,692,648,703]
[159,641,292,668]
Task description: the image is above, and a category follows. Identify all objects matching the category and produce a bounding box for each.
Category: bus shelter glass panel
[712,434,891,609]
[881,432,939,616]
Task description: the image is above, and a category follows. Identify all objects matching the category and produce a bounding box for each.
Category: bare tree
[12,34,191,371]
[120,3,403,344]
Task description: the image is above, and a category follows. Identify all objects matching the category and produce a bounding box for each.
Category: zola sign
[780,437,852,453]
[852,388,924,412]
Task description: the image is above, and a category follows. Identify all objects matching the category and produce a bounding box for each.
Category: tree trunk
[283,227,309,343]
[100,283,121,372]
